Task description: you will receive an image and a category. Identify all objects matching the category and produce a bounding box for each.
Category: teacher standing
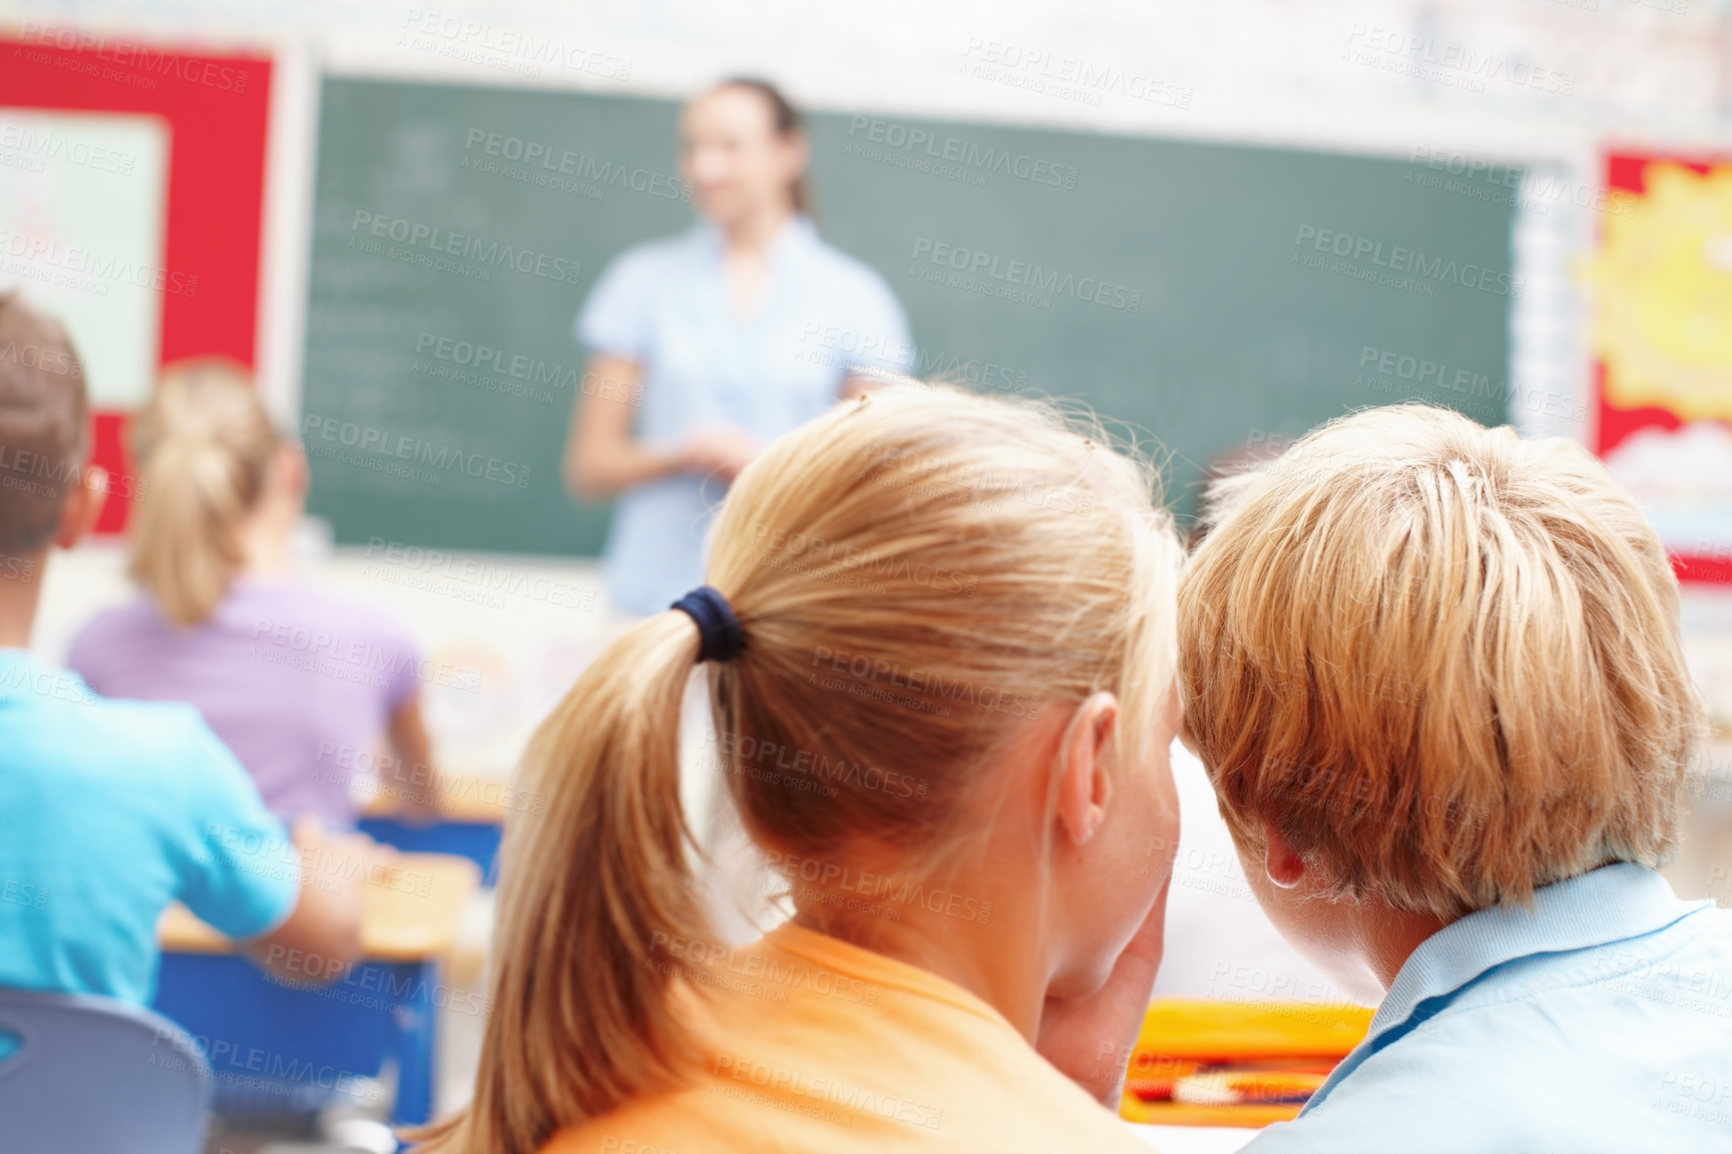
[563,79,913,617]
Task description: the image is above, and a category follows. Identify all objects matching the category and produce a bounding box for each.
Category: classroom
[2,2,1730,1152]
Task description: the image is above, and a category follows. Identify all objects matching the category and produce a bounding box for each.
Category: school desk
[153,852,481,1126]
[359,770,515,880]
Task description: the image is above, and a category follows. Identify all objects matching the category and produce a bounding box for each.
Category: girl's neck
[237,507,295,577]
[791,869,1049,1040]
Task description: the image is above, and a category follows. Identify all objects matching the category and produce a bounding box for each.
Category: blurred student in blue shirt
[0,293,365,1040]
[1166,406,1732,1152]
[561,78,912,617]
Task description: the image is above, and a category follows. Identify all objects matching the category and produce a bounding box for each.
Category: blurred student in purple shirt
[67,361,438,828]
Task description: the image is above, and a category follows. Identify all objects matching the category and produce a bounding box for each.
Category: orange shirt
[542,923,1156,1154]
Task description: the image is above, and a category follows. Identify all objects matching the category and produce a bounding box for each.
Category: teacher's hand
[1036,879,1171,1106]
[683,426,760,484]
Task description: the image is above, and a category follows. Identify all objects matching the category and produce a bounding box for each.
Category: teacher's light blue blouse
[576,215,912,616]
[1246,863,1732,1154]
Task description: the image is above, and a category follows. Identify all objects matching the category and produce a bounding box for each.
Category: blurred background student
[562,78,913,618]
[67,361,438,828]
[0,292,363,1041]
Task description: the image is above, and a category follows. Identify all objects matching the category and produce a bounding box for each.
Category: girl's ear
[1056,692,1119,847]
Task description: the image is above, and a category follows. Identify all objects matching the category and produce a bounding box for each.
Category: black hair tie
[670,585,745,663]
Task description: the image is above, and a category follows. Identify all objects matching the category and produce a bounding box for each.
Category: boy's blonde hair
[1179,404,1703,919]
[419,384,1184,1154]
[128,360,280,626]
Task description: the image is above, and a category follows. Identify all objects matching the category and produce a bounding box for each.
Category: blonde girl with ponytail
[419,383,1187,1154]
[125,359,283,628]
[67,361,439,826]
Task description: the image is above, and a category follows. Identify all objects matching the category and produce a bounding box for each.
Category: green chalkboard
[304,77,1514,555]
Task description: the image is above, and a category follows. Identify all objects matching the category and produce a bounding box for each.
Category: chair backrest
[0,986,210,1154]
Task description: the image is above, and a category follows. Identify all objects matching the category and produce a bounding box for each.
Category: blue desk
[153,853,480,1128]
[359,772,511,882]
[359,817,501,884]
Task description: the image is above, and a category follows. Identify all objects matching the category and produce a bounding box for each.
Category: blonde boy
[1178,405,1727,1152]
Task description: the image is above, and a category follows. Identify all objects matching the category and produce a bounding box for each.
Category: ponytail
[415,613,713,1154]
[127,361,277,626]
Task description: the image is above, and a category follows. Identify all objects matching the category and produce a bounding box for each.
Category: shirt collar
[691,212,819,265]
[1373,862,1703,1037]
[1298,863,1706,1116]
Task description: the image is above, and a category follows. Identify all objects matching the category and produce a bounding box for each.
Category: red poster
[0,28,270,531]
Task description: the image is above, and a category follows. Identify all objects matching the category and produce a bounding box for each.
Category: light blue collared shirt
[576,215,913,616]
[1246,863,1732,1153]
